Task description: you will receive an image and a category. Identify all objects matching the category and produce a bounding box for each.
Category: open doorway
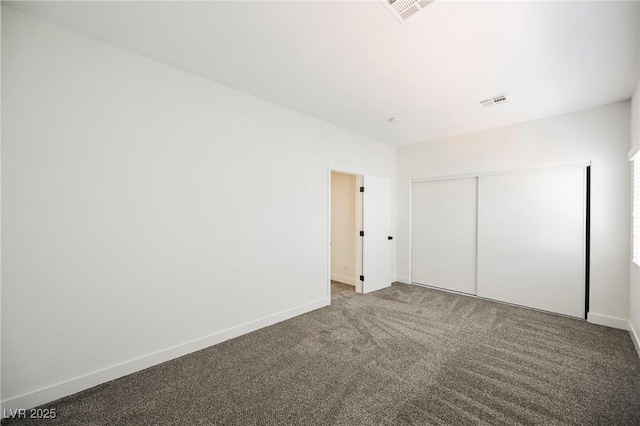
[330,171,363,299]
[329,170,392,300]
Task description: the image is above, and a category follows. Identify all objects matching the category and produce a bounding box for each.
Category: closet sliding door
[477,166,586,318]
[411,178,477,295]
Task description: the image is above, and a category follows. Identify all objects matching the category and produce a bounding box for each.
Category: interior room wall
[630,81,640,352]
[1,4,3,411]
[1,8,396,409]
[397,102,631,329]
[627,4,640,356]
[331,172,356,286]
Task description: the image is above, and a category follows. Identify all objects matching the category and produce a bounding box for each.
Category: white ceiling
[4,1,639,146]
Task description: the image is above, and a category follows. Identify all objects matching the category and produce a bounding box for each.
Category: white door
[362,175,392,294]
[477,166,586,318]
[411,178,477,294]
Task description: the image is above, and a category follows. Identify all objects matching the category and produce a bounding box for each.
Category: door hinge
[360,275,364,281]
[360,231,364,237]
[360,186,364,193]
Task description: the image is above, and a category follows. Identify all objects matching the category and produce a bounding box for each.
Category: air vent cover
[478,94,508,109]
[381,0,435,23]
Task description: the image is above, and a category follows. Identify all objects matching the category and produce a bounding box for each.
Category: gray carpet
[4,282,640,425]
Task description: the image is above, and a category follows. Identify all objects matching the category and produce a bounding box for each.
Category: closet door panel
[411,178,477,294]
[477,166,586,318]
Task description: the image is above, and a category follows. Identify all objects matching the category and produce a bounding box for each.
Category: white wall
[0,4,3,411]
[1,8,396,409]
[627,3,640,356]
[331,172,356,286]
[398,102,630,326]
[630,80,640,352]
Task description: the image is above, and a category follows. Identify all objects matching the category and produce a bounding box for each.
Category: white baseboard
[1,297,329,414]
[629,321,640,358]
[396,275,411,284]
[587,313,629,330]
[331,273,355,286]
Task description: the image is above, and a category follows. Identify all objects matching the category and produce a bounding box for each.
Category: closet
[411,164,588,318]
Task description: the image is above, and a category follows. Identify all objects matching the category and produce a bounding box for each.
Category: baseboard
[587,313,629,330]
[628,321,640,358]
[1,297,329,414]
[331,273,355,286]
[396,275,411,284]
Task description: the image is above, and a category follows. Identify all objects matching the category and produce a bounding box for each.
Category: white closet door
[477,166,586,318]
[411,178,477,294]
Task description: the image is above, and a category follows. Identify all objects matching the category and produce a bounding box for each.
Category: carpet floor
[4,282,640,425]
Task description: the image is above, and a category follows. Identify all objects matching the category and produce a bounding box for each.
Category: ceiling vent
[381,0,435,22]
[478,94,508,109]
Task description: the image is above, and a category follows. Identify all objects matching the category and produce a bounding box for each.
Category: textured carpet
[4,282,640,425]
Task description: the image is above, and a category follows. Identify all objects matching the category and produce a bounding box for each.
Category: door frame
[328,168,364,301]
